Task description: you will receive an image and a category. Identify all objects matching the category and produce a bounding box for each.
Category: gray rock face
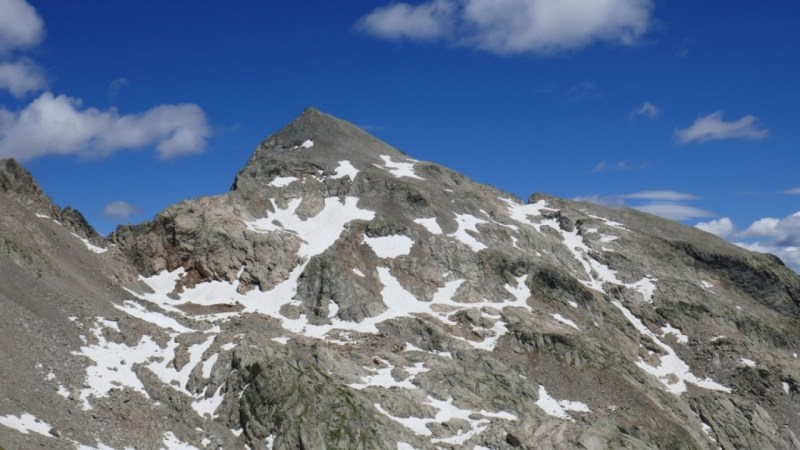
[1,109,799,450]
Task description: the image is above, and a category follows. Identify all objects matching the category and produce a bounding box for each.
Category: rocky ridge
[0,108,798,450]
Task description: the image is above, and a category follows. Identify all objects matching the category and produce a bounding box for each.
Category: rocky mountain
[0,108,798,450]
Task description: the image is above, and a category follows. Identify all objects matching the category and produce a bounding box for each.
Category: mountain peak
[254,108,403,158]
[233,108,409,192]
[0,158,56,213]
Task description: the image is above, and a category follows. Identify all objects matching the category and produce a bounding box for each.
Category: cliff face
[1,109,798,450]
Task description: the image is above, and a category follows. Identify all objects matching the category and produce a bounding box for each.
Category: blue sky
[0,0,798,270]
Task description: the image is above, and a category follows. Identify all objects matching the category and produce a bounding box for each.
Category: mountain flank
[0,108,798,450]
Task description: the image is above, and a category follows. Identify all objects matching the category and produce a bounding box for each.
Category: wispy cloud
[102,200,142,220]
[630,101,658,119]
[696,213,800,272]
[782,188,800,195]
[592,160,648,172]
[634,203,713,220]
[0,92,211,161]
[357,0,654,55]
[621,190,700,201]
[675,111,769,144]
[576,190,712,221]
[107,78,129,99]
[574,195,626,208]
[567,81,601,101]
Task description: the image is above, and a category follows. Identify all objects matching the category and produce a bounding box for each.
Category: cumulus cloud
[675,111,769,144]
[695,217,735,238]
[0,0,44,54]
[0,1,211,162]
[0,60,46,97]
[737,242,799,273]
[630,101,658,119]
[102,200,142,220]
[0,92,211,161]
[356,0,454,41]
[358,0,654,55]
[695,213,800,272]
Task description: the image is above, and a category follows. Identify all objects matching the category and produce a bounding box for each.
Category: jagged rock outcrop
[0,159,105,248]
[1,109,799,450]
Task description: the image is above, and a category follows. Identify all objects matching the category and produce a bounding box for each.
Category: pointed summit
[234,107,410,192]
[247,107,405,161]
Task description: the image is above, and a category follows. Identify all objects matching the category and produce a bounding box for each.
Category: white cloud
[0,60,46,96]
[0,92,211,161]
[736,242,799,273]
[743,217,782,238]
[634,203,713,221]
[695,217,735,238]
[782,188,800,195]
[631,101,658,119]
[695,213,800,272]
[0,0,44,54]
[675,111,769,144]
[356,0,454,41]
[358,0,654,55]
[103,200,142,220]
[621,190,700,201]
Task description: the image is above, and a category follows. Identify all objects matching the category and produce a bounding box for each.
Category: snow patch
[0,413,52,437]
[349,360,427,390]
[414,217,442,235]
[535,385,591,422]
[661,323,689,344]
[113,301,192,333]
[740,358,756,368]
[202,353,218,378]
[376,155,423,180]
[450,214,487,252]
[162,431,200,449]
[332,160,359,180]
[269,176,298,187]
[364,234,415,258]
[375,396,517,445]
[245,197,375,258]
